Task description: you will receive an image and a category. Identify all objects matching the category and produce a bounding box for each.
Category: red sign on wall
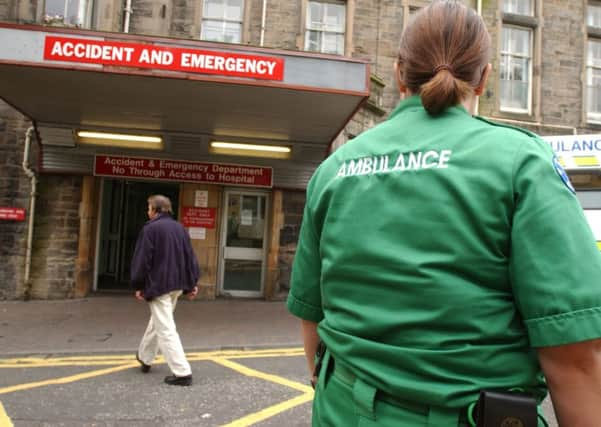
[44,36,285,81]
[0,207,26,221]
[94,155,273,188]
[181,207,216,228]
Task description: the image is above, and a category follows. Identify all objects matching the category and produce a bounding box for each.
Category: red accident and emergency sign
[44,36,285,81]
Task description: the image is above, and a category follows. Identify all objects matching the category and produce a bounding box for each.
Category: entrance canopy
[0,24,369,187]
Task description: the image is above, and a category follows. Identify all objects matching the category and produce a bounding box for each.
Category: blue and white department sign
[541,134,601,170]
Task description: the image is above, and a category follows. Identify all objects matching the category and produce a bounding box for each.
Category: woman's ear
[475,63,492,96]
[394,60,408,96]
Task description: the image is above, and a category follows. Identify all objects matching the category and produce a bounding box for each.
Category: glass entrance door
[219,191,269,297]
[96,179,179,291]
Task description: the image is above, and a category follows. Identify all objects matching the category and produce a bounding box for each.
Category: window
[500,26,532,113]
[587,40,601,123]
[588,3,601,28]
[201,0,244,44]
[43,0,92,27]
[503,0,533,16]
[305,1,346,55]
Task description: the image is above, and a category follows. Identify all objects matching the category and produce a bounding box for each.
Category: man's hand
[134,290,145,301]
[186,286,199,300]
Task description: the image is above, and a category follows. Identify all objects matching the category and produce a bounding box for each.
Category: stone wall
[352,0,403,113]
[27,175,82,299]
[0,102,31,300]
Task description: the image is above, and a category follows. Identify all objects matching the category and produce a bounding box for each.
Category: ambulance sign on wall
[541,134,601,170]
[44,36,284,81]
[94,155,273,188]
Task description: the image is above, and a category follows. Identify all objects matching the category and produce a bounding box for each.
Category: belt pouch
[475,390,537,427]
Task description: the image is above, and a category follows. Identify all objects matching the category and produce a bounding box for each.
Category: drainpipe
[21,126,36,300]
[475,0,482,116]
[123,0,133,33]
[260,0,267,46]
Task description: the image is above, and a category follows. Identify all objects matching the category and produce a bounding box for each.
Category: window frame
[502,0,534,17]
[495,0,541,120]
[42,0,94,28]
[588,1,601,29]
[199,0,246,44]
[499,24,534,114]
[303,0,347,56]
[586,3,601,125]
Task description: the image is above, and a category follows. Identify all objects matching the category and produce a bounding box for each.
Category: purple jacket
[130,213,201,300]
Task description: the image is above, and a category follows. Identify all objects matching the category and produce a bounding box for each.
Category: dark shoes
[164,374,193,386]
[136,353,151,373]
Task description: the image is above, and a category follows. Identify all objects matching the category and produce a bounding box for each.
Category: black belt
[331,359,471,424]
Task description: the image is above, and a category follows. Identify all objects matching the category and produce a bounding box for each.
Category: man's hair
[147,194,173,214]
[397,0,491,115]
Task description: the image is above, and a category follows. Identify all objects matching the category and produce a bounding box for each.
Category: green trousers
[312,351,547,427]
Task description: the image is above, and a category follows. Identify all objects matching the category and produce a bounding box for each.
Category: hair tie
[433,64,454,75]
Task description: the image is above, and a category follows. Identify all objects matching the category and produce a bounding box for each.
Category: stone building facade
[0,0,600,300]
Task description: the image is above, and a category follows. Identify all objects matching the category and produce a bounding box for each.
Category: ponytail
[397,0,490,115]
[420,69,473,115]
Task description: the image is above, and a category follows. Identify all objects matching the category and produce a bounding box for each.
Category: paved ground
[0,296,299,356]
[0,296,558,426]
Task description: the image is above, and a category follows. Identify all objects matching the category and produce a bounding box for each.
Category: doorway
[219,190,269,297]
[96,179,180,290]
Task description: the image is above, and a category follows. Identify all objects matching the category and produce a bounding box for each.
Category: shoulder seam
[474,116,538,138]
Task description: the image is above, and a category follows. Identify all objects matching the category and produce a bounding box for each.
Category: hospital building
[0,0,599,300]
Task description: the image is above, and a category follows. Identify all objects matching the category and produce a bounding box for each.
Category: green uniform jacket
[287,95,601,410]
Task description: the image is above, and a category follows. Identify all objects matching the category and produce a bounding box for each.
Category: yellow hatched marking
[0,402,13,427]
[0,363,137,395]
[597,241,601,251]
[211,357,313,427]
[573,156,600,167]
[0,349,311,426]
[211,357,312,393]
[0,348,304,368]
[557,157,566,167]
[219,392,313,427]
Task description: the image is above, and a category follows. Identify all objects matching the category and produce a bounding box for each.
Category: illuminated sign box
[44,36,285,81]
[541,134,601,170]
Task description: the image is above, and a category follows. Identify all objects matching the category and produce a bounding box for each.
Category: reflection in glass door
[220,191,269,297]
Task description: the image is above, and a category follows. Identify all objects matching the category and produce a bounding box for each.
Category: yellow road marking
[211,357,313,393]
[0,402,13,427]
[0,363,137,395]
[0,348,304,368]
[0,348,312,427]
[220,392,313,427]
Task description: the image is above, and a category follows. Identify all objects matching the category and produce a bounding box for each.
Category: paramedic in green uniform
[287,1,601,426]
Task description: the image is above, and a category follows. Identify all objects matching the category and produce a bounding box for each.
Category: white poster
[241,209,253,226]
[194,190,208,207]
[189,227,206,240]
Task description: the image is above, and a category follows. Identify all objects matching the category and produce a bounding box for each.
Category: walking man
[131,194,200,386]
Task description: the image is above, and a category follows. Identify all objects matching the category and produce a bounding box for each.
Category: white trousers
[138,290,192,377]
